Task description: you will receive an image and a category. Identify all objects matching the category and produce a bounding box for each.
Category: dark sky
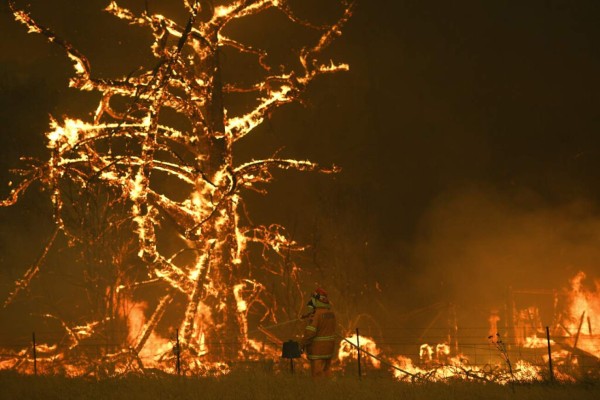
[1,0,599,326]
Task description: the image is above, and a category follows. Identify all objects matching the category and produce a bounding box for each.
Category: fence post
[573,311,586,351]
[545,326,554,382]
[175,329,181,376]
[32,332,37,376]
[356,328,362,380]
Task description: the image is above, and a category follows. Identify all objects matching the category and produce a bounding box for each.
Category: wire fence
[0,326,598,377]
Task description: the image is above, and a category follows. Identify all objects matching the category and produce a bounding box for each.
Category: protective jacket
[301,299,336,360]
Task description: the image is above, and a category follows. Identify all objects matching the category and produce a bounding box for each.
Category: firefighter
[300,288,337,377]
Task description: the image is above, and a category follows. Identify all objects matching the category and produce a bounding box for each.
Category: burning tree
[2,0,353,373]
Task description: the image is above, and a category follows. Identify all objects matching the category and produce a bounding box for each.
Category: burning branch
[2,0,353,374]
[3,227,60,308]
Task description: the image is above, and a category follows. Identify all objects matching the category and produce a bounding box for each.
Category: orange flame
[562,272,600,357]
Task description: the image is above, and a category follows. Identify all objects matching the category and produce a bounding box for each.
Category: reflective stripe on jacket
[301,301,337,360]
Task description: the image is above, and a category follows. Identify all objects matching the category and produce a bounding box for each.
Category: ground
[1,370,599,400]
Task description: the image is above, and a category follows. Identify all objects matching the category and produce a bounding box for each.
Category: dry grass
[0,370,599,400]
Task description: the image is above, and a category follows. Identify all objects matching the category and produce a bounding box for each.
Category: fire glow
[1,0,599,384]
[1,0,352,376]
[335,272,600,383]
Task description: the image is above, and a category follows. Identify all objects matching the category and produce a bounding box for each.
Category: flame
[512,360,542,383]
[233,283,247,313]
[6,0,600,382]
[123,300,146,344]
[562,271,600,357]
[488,310,500,343]
[336,333,549,384]
[338,334,382,369]
[47,117,86,151]
[523,335,553,349]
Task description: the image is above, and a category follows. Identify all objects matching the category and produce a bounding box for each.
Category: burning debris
[561,272,600,356]
[1,0,599,384]
[338,271,600,384]
[1,0,353,375]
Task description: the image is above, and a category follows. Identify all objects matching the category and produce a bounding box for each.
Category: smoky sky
[1,0,600,324]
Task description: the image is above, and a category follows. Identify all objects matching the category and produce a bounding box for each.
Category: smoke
[410,184,600,313]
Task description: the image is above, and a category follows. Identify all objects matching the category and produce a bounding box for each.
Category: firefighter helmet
[313,287,328,301]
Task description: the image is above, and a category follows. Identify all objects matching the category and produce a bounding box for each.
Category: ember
[1,0,353,376]
[1,0,599,386]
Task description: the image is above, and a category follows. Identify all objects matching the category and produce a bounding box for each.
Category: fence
[0,326,598,379]
[351,326,599,373]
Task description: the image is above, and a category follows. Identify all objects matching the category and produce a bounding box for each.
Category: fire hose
[251,318,303,345]
[257,318,302,331]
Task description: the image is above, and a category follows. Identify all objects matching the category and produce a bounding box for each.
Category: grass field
[1,370,599,400]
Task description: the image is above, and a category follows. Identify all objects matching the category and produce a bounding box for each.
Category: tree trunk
[185,29,244,361]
